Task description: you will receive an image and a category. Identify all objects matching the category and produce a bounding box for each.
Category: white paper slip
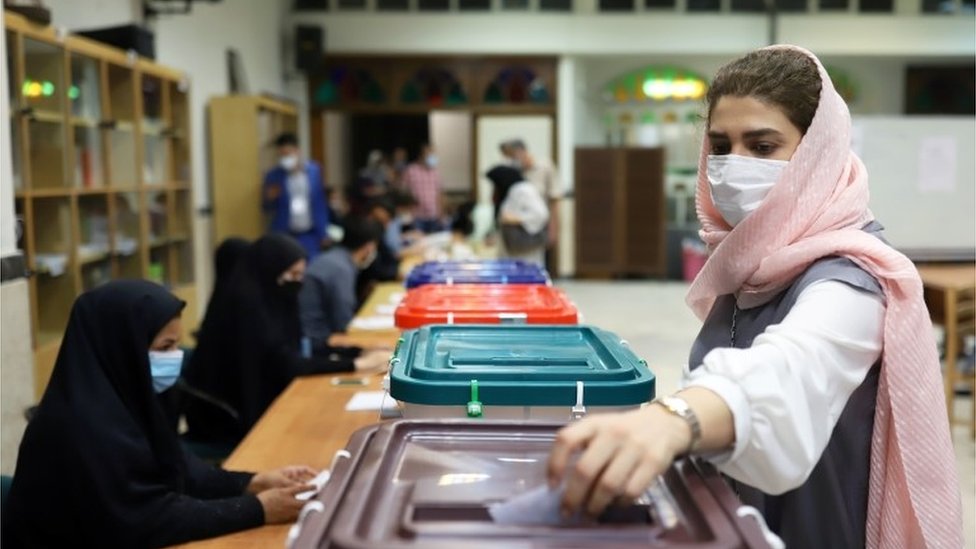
[296,469,332,501]
[488,485,583,526]
[388,292,405,304]
[345,390,387,411]
[349,315,395,330]
[375,304,397,315]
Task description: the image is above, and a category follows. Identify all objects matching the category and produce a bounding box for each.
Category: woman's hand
[546,405,692,518]
[248,465,318,494]
[354,349,391,374]
[256,484,314,524]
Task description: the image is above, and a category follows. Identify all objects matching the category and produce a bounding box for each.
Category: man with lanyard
[262,132,330,259]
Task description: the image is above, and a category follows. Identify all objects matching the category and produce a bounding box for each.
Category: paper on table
[296,469,332,501]
[389,292,405,304]
[349,315,395,330]
[345,390,387,411]
[376,304,397,315]
[488,485,583,526]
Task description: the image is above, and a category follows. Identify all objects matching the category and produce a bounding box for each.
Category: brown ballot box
[287,420,779,549]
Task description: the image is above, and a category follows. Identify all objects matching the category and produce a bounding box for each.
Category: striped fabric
[686,44,963,549]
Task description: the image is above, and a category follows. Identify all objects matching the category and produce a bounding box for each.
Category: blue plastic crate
[404,260,550,288]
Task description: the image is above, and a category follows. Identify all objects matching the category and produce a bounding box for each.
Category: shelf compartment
[81,258,112,291]
[112,192,143,275]
[173,239,195,286]
[143,133,169,186]
[147,189,169,243]
[69,53,101,121]
[35,270,77,346]
[31,196,73,256]
[27,118,67,189]
[171,189,192,239]
[78,194,110,264]
[148,245,170,286]
[108,127,138,188]
[107,63,136,123]
[22,37,64,115]
[142,73,164,131]
[73,124,104,188]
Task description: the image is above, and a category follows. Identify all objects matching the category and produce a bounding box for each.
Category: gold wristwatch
[653,395,702,454]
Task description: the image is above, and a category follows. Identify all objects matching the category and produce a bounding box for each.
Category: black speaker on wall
[295,25,324,72]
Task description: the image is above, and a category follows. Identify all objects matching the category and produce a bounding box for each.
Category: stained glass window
[603,66,708,103]
[399,68,468,106]
[483,66,551,104]
[313,67,386,106]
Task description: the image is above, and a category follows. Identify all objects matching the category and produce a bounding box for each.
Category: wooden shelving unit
[208,95,298,244]
[5,11,198,398]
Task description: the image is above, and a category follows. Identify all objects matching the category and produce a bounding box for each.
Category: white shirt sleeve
[680,279,885,495]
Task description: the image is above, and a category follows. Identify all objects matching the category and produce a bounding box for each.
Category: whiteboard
[853,116,975,255]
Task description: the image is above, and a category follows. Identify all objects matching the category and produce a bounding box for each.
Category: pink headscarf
[687,45,963,548]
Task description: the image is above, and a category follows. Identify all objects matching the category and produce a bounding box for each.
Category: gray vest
[688,221,886,549]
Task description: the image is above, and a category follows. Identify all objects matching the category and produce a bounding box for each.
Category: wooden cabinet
[5,11,196,397]
[574,147,666,278]
[208,95,298,244]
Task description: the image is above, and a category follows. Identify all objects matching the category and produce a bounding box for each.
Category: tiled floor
[559,280,976,548]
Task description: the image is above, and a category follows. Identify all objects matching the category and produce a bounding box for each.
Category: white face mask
[280,154,299,171]
[425,154,438,168]
[706,154,788,226]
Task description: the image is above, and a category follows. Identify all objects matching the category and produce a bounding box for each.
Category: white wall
[289,12,974,57]
[46,0,140,30]
[430,111,472,193]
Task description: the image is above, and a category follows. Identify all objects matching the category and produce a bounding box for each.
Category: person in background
[263,132,330,260]
[500,139,563,263]
[391,146,409,186]
[357,198,403,302]
[348,150,391,217]
[2,280,317,547]
[399,143,444,233]
[299,218,383,347]
[386,189,423,254]
[486,165,549,267]
[546,45,962,549]
[448,200,478,260]
[358,149,392,192]
[183,234,387,446]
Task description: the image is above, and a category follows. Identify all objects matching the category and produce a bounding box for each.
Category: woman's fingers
[547,419,599,487]
[622,459,664,502]
[560,431,620,516]
[584,443,642,517]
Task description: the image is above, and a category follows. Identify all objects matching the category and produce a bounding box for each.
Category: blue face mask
[148,349,184,393]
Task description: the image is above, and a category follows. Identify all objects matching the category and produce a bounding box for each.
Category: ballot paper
[345,391,387,411]
[296,469,332,501]
[349,315,395,330]
[488,485,583,526]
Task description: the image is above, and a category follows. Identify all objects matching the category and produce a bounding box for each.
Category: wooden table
[173,283,407,548]
[917,263,976,437]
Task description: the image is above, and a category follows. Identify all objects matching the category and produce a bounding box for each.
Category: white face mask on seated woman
[706,154,788,227]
